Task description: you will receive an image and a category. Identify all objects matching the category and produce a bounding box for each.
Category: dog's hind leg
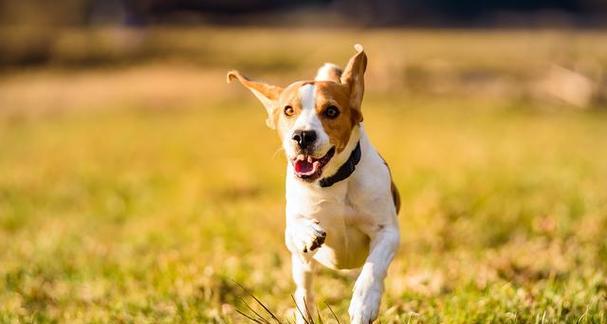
[291,254,316,324]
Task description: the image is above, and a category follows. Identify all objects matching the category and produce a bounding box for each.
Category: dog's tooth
[307,156,313,163]
[297,154,304,161]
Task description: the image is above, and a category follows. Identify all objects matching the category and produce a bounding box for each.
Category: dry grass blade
[236,307,267,324]
[316,308,324,324]
[234,281,282,323]
[237,295,269,323]
[325,302,341,324]
[291,295,312,324]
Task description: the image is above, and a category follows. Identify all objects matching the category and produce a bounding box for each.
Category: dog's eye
[284,105,294,117]
[324,106,340,119]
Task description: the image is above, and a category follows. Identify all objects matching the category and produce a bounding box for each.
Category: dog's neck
[313,124,363,188]
[319,141,361,188]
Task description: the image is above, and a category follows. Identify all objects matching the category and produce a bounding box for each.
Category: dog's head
[227,44,367,183]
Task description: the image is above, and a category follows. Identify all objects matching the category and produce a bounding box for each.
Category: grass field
[1,29,607,323]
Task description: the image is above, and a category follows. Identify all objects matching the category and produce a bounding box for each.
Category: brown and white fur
[227,45,400,324]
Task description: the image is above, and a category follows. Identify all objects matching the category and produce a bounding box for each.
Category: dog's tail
[315,63,342,83]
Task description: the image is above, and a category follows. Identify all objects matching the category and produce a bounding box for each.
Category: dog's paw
[349,277,382,324]
[289,219,327,254]
[348,293,381,324]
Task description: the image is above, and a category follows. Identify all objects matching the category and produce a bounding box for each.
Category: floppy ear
[227,70,283,129]
[340,44,367,123]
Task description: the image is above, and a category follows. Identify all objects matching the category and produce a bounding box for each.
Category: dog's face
[227,45,367,182]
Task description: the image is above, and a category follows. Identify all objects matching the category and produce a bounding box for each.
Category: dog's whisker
[272,146,285,160]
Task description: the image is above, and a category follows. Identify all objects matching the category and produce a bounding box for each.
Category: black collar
[319,141,361,188]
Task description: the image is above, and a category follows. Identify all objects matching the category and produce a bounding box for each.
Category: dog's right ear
[227,70,283,129]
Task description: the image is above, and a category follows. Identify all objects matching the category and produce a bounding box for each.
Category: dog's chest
[314,206,370,270]
[287,187,372,269]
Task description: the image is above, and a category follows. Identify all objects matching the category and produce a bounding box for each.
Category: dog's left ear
[341,44,367,123]
[227,70,283,129]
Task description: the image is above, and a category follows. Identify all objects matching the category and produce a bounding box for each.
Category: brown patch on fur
[314,81,358,153]
[272,81,307,140]
[391,181,401,214]
[273,46,368,149]
[379,154,401,214]
[228,45,367,145]
[270,80,362,153]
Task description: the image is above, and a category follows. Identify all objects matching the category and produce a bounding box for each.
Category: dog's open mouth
[292,147,335,180]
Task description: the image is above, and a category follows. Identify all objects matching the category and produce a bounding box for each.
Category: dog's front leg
[291,254,316,324]
[285,218,326,323]
[349,224,400,324]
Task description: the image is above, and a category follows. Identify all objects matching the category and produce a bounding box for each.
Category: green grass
[1,29,607,323]
[2,95,606,323]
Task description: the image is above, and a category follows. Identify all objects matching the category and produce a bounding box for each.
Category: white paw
[289,219,326,254]
[349,280,382,324]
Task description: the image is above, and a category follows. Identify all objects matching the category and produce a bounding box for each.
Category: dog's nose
[292,130,317,149]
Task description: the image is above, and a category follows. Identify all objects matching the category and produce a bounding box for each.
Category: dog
[227,44,400,324]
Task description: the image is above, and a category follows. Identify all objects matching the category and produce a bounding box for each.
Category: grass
[1,28,607,323]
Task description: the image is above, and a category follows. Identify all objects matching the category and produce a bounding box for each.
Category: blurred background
[1,0,607,112]
[1,1,607,323]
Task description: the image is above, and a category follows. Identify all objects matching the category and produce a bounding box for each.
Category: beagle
[227,44,400,324]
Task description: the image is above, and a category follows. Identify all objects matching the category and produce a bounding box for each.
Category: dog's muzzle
[291,147,335,181]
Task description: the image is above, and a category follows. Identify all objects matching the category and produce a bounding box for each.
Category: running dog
[227,44,400,324]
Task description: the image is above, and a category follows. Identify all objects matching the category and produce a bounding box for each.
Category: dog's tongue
[294,156,321,176]
[295,160,314,174]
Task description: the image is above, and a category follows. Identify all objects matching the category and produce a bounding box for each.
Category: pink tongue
[295,160,314,174]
